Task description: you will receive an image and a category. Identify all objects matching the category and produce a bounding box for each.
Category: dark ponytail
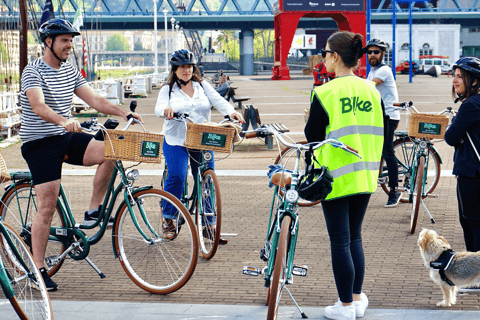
[327,31,364,68]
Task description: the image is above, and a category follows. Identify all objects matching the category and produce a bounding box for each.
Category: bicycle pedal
[243,266,261,276]
[292,264,308,277]
[45,256,61,268]
[427,194,437,198]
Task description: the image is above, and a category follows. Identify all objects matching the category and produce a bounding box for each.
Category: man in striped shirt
[20,19,142,291]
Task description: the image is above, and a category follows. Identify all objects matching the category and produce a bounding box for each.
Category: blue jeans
[162,140,214,221]
[321,194,370,303]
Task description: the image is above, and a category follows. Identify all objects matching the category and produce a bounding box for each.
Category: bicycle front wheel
[379,138,441,203]
[1,222,53,320]
[267,215,291,320]
[197,169,222,259]
[410,156,425,234]
[0,183,66,277]
[274,142,321,207]
[113,188,198,294]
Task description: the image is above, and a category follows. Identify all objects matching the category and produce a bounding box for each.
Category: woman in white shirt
[155,50,244,243]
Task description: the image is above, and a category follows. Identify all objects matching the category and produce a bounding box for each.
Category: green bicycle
[242,126,360,320]
[0,219,53,319]
[0,103,199,294]
[161,112,234,259]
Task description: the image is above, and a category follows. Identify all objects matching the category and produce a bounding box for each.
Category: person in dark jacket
[444,57,480,255]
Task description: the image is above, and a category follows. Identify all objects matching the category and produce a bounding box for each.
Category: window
[401,43,409,50]
[434,60,441,65]
[419,49,432,56]
[424,59,432,65]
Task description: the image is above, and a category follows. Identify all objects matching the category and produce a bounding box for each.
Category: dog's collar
[430,249,456,286]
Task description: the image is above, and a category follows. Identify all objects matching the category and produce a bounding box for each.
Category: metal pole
[392,0,396,80]
[366,0,371,76]
[408,1,413,83]
[19,0,28,83]
[171,17,176,52]
[154,0,158,74]
[163,8,168,73]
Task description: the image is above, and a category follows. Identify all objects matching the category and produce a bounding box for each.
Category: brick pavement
[2,73,479,313]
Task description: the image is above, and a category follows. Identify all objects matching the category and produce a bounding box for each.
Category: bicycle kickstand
[421,199,435,224]
[76,245,106,279]
[284,285,308,318]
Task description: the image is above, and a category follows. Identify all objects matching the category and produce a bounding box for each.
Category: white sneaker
[325,301,355,320]
[353,292,368,318]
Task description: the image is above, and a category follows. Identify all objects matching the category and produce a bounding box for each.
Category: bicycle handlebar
[243,126,361,158]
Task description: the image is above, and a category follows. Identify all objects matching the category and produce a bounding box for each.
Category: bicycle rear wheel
[0,183,66,277]
[113,188,198,294]
[1,222,53,320]
[267,215,291,320]
[274,142,321,207]
[410,156,425,234]
[196,169,221,259]
[379,138,441,203]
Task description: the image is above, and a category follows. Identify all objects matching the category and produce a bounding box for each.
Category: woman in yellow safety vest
[305,31,385,320]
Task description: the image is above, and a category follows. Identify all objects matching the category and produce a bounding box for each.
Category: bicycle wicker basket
[104,130,163,163]
[184,123,235,153]
[407,113,449,140]
[0,148,10,183]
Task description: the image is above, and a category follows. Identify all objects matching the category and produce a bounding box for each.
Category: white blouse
[155,80,236,146]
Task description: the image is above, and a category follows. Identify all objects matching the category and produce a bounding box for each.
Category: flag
[81,37,88,78]
[72,7,83,31]
[40,0,55,25]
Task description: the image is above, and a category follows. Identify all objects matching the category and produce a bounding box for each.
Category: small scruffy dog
[417,229,480,307]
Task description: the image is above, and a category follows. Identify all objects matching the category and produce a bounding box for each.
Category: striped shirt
[20,58,87,143]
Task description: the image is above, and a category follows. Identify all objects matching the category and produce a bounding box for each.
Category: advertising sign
[291,35,317,49]
[282,0,364,12]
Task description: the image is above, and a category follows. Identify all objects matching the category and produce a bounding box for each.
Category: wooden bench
[229,87,250,109]
[241,105,289,149]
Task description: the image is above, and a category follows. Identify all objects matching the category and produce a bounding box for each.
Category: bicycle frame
[3,159,159,265]
[264,149,302,288]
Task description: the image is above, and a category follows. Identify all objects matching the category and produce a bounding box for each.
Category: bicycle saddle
[270,172,292,188]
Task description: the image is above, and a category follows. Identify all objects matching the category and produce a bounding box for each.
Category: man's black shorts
[21,133,94,185]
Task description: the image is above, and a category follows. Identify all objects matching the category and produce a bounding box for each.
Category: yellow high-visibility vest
[311,76,384,201]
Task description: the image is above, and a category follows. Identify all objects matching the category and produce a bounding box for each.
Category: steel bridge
[2,0,480,29]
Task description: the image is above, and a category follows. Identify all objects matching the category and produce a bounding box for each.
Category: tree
[134,42,144,51]
[106,33,129,51]
[0,41,9,63]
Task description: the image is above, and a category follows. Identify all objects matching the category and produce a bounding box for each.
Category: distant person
[364,38,401,208]
[216,75,234,102]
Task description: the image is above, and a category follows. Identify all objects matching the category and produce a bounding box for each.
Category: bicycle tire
[410,156,425,234]
[1,222,54,320]
[196,169,221,259]
[113,188,198,294]
[274,142,321,207]
[0,183,66,277]
[379,138,441,203]
[267,215,291,320]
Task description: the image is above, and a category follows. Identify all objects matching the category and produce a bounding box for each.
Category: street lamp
[163,7,168,73]
[153,0,158,75]
[175,22,180,50]
[170,17,176,52]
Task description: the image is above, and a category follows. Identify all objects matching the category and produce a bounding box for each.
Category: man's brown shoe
[163,219,178,240]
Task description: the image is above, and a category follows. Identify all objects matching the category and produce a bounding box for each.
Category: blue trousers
[321,194,370,303]
[162,140,214,220]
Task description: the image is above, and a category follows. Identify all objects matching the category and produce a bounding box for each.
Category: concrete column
[239,29,254,75]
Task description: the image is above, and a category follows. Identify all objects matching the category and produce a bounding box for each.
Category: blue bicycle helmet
[453,57,480,79]
[170,49,197,66]
[39,18,80,43]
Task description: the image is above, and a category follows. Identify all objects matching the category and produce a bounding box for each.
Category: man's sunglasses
[321,49,335,58]
[367,50,382,55]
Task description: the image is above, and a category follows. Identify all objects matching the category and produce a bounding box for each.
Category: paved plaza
[1,72,480,319]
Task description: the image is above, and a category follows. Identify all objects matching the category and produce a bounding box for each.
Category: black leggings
[457,175,480,252]
[321,194,370,303]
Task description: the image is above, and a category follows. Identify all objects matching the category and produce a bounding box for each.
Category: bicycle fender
[111,186,153,258]
[430,145,443,164]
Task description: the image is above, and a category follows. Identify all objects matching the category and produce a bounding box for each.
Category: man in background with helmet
[364,38,401,208]
[20,18,142,291]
